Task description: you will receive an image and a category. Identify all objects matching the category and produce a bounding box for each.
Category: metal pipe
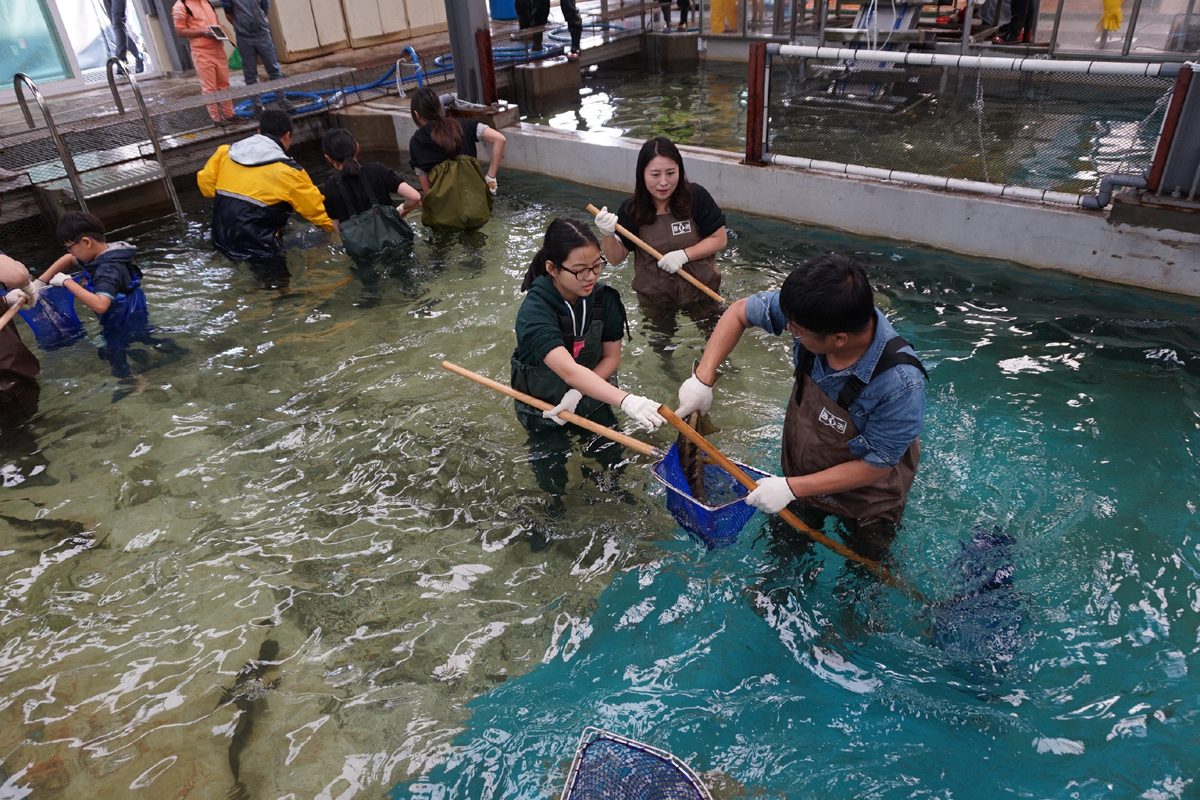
[764,151,1093,205]
[774,44,1184,76]
[12,75,37,130]
[12,73,90,215]
[106,58,128,115]
[1047,0,1065,55]
[1122,0,1144,56]
[107,58,185,223]
[960,0,974,54]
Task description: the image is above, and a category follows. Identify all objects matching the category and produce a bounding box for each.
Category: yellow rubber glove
[1099,0,1123,32]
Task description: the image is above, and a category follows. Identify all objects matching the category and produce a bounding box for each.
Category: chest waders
[511,286,620,433]
[782,336,928,527]
[631,213,720,306]
[87,269,149,341]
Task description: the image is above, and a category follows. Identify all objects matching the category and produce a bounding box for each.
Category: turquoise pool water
[0,164,1197,799]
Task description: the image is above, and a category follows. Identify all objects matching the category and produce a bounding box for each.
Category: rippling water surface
[1,162,1198,800]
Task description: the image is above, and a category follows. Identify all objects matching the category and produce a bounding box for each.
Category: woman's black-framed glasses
[559,255,607,280]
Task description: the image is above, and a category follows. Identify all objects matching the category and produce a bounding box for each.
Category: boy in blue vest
[40,212,185,388]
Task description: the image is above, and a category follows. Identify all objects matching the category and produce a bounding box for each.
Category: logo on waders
[818,407,848,434]
[572,340,586,358]
[671,221,692,236]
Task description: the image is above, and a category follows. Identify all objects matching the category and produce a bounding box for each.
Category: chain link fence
[763,49,1177,197]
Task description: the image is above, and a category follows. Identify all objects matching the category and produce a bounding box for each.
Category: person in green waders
[408,88,507,229]
[512,217,668,546]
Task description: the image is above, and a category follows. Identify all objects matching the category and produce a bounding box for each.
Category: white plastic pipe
[768,44,1182,77]
[763,152,1089,206]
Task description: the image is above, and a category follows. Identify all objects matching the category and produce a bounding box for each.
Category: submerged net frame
[752,45,1182,204]
[652,443,771,549]
[560,727,714,800]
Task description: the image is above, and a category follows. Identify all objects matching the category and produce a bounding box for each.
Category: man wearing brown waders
[675,254,928,562]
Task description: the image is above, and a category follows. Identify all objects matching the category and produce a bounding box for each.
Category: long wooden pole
[658,404,915,593]
[0,299,25,332]
[585,204,726,305]
[441,361,659,457]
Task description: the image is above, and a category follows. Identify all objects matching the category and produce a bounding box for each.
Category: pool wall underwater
[337,107,1200,296]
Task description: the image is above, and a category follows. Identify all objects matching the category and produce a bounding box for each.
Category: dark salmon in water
[678,411,720,503]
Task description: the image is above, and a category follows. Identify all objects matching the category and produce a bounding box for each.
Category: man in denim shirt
[676,254,927,559]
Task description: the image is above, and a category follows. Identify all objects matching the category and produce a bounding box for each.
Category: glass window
[1,0,73,84]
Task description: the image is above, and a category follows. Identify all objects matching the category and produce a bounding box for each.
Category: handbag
[334,174,414,259]
[228,47,242,70]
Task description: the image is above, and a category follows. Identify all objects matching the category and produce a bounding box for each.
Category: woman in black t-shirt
[320,129,420,229]
[596,136,727,309]
[407,88,506,228]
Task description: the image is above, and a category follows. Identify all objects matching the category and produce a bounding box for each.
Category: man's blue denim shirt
[744,291,926,469]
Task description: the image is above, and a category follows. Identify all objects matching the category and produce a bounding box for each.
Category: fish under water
[219,639,283,798]
[677,411,720,503]
[930,526,1028,687]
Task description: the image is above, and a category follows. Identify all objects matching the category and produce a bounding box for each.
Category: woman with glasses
[511,218,666,532]
[594,136,727,310]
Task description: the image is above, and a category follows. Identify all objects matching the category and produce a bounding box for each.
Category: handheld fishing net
[560,727,713,800]
[19,284,86,350]
[652,443,770,549]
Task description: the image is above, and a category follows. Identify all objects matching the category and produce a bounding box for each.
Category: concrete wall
[344,104,1200,297]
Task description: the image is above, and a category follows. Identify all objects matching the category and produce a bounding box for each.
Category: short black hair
[778,253,875,335]
[57,211,107,244]
[258,110,293,139]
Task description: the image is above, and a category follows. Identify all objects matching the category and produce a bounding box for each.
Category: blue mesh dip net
[652,443,770,549]
[18,284,86,350]
[560,728,712,800]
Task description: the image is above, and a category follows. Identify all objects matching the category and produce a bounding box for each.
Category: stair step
[40,161,167,201]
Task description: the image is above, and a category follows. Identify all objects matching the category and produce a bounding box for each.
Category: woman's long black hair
[521,217,600,292]
[322,128,361,178]
[410,87,463,158]
[627,136,694,228]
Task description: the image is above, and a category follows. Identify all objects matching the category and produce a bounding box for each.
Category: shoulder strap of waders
[835,336,928,410]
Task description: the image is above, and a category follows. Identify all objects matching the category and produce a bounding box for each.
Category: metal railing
[12,73,90,217]
[106,58,184,223]
[745,42,1184,206]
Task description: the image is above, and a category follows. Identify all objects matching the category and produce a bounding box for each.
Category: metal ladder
[12,59,184,224]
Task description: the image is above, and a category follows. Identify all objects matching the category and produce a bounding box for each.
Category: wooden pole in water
[585,204,726,305]
[441,361,659,457]
[658,404,916,594]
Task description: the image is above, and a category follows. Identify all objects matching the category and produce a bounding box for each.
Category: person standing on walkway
[173,0,235,123]
[515,0,584,55]
[221,0,287,109]
[103,0,132,66]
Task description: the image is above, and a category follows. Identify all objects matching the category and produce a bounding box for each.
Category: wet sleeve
[90,264,124,299]
[615,198,637,251]
[851,369,926,469]
[743,291,788,336]
[196,147,224,197]
[289,171,334,232]
[515,299,566,363]
[380,165,402,196]
[690,184,726,238]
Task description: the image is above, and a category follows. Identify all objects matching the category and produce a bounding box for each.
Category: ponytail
[521,217,599,292]
[410,87,463,158]
[322,128,361,177]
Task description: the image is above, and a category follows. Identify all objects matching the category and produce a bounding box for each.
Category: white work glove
[745,476,797,514]
[17,280,39,308]
[4,289,31,309]
[657,249,689,274]
[594,206,619,237]
[48,273,73,288]
[484,175,498,196]
[620,394,666,431]
[676,373,714,418]
[542,389,583,426]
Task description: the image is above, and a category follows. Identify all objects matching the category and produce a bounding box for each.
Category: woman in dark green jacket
[512,218,666,518]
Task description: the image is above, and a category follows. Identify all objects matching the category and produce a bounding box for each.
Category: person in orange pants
[173,0,235,124]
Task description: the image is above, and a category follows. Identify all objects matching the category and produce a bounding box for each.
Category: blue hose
[230,35,577,118]
[546,22,626,42]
